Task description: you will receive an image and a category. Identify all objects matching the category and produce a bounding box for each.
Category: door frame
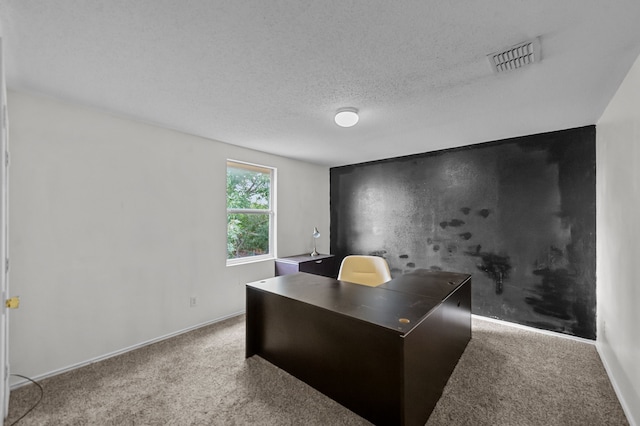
[0,35,10,420]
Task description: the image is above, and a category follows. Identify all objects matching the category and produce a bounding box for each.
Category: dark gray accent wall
[330,126,596,339]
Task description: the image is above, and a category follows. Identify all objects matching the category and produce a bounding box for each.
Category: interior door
[0,36,9,420]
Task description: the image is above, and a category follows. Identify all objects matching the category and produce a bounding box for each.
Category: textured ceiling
[2,1,640,167]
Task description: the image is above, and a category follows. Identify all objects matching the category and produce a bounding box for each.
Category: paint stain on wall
[478,209,491,218]
[525,268,573,320]
[464,249,512,294]
[440,219,465,228]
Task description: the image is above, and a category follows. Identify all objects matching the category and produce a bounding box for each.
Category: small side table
[275,254,337,278]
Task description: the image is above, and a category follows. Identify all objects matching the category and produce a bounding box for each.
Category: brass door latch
[5,296,19,309]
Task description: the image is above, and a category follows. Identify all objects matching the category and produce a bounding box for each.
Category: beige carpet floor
[5,315,628,425]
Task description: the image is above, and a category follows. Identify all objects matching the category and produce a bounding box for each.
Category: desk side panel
[402,278,472,426]
[246,285,263,358]
[274,260,299,276]
[246,286,403,425]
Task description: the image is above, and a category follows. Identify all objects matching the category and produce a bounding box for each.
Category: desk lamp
[311,227,320,256]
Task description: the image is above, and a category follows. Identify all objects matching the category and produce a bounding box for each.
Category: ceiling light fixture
[334,107,359,128]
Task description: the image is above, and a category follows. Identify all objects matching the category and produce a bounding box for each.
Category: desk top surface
[275,253,334,263]
[247,269,470,335]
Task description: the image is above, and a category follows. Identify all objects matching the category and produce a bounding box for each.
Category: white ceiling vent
[488,38,540,73]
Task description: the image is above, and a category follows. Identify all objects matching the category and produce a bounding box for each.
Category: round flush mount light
[334,107,359,128]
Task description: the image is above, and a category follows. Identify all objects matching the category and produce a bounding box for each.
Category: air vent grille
[488,38,540,73]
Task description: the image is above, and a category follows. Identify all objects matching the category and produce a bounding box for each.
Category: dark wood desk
[246,269,471,426]
[274,253,336,278]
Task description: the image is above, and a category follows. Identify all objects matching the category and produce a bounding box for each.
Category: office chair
[337,255,392,286]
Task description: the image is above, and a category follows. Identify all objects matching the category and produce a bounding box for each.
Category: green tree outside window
[227,161,274,260]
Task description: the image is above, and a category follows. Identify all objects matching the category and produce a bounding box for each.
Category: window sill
[226,255,274,267]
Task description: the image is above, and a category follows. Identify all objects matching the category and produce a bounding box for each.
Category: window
[226,160,275,264]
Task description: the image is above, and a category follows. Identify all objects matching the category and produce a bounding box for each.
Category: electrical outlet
[190,297,197,307]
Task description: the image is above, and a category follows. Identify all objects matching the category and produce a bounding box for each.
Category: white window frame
[226,159,276,266]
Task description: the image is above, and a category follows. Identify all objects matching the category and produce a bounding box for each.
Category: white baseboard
[471,314,596,345]
[596,342,638,426]
[10,310,246,390]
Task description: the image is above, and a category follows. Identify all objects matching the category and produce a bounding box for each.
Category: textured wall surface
[8,90,330,382]
[331,126,596,339]
[597,52,640,424]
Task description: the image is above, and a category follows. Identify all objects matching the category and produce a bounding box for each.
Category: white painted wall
[7,90,329,383]
[596,53,640,426]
